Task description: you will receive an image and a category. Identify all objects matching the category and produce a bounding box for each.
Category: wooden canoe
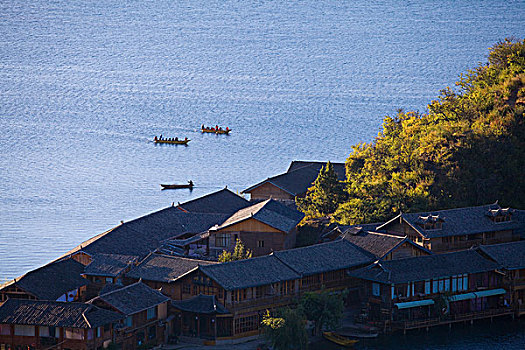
[154,139,190,145]
[161,183,194,190]
[322,332,358,347]
[201,127,231,134]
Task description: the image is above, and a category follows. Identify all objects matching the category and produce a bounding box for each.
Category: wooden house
[375,203,524,253]
[0,299,122,350]
[88,282,170,349]
[478,240,525,316]
[340,228,431,260]
[242,161,345,203]
[125,253,217,300]
[349,250,511,333]
[208,199,304,257]
[172,255,301,344]
[0,258,88,303]
[170,239,374,344]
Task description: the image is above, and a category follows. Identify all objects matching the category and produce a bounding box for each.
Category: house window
[414,281,425,295]
[105,277,113,284]
[125,316,133,327]
[147,306,157,320]
[424,280,431,295]
[182,284,191,294]
[257,240,265,248]
[14,325,35,336]
[372,283,380,296]
[65,328,84,340]
[0,324,10,335]
[234,315,259,335]
[216,233,230,247]
[96,327,101,338]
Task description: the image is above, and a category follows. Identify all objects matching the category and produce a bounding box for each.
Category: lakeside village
[1,161,525,350]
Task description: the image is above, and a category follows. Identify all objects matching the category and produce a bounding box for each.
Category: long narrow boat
[201,127,231,134]
[161,182,194,190]
[154,138,190,145]
[322,332,358,347]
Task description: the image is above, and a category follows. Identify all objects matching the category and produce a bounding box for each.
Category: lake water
[0,0,524,281]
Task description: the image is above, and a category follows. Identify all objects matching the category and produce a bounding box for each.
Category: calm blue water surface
[0,0,524,282]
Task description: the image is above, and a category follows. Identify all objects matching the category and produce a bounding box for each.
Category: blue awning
[449,289,506,302]
[395,299,434,309]
[474,288,506,298]
[449,292,477,302]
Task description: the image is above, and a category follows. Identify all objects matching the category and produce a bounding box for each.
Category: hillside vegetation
[328,39,525,224]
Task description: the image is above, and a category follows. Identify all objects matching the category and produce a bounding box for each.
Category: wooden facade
[0,323,115,350]
[209,218,296,257]
[247,182,294,202]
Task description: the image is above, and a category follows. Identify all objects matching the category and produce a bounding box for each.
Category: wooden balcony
[225,293,298,311]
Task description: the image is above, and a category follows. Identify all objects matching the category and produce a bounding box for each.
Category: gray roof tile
[126,254,217,282]
[478,240,525,270]
[349,250,498,284]
[172,294,229,314]
[177,188,251,214]
[90,282,169,316]
[0,299,122,328]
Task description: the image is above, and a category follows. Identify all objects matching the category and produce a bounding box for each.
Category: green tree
[297,161,346,219]
[299,289,347,336]
[334,38,525,224]
[261,308,308,350]
[218,238,253,263]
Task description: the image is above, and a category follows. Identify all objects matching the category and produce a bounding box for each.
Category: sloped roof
[200,255,300,291]
[126,254,217,282]
[273,240,374,276]
[216,199,304,233]
[85,254,138,277]
[177,188,251,214]
[341,231,422,259]
[378,203,525,239]
[478,240,525,270]
[287,161,346,178]
[349,250,498,284]
[90,282,169,316]
[0,299,122,328]
[65,208,229,259]
[242,161,345,196]
[0,258,88,300]
[172,294,230,314]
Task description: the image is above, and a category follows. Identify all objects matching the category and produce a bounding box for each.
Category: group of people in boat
[201,124,230,132]
[154,135,188,142]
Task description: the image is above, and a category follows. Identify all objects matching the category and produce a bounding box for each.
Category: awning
[449,289,506,302]
[448,292,477,302]
[395,299,434,309]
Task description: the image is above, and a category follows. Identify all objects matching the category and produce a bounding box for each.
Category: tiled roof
[243,161,345,196]
[341,231,406,259]
[273,240,374,276]
[126,254,217,282]
[200,255,301,291]
[172,294,230,314]
[286,161,346,178]
[90,282,169,316]
[378,203,525,239]
[65,208,229,259]
[349,250,498,284]
[216,199,304,233]
[478,240,525,270]
[0,299,122,328]
[177,188,251,214]
[0,258,88,300]
[85,254,138,277]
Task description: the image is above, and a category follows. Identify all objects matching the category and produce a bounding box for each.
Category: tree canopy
[299,289,347,336]
[331,38,525,224]
[297,161,346,219]
[218,238,253,263]
[261,308,308,350]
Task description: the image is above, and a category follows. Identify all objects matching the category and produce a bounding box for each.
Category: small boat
[322,332,358,347]
[161,181,194,190]
[154,137,190,145]
[201,126,231,134]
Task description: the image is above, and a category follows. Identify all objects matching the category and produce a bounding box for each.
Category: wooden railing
[226,294,298,311]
